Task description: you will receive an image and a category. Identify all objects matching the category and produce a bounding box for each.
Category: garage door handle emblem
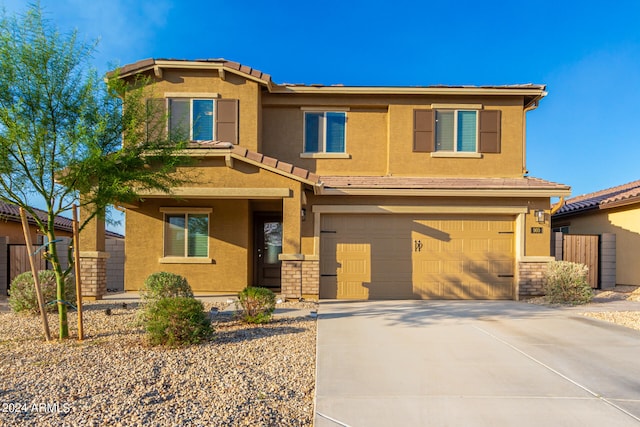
[414,240,423,252]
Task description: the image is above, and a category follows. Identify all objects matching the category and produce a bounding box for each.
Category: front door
[254,214,282,290]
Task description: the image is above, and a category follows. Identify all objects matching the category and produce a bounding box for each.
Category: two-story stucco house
[82,58,570,301]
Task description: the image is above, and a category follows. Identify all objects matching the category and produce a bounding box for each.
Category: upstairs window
[169,99,214,141]
[413,109,501,154]
[147,97,238,144]
[435,110,477,152]
[304,111,346,153]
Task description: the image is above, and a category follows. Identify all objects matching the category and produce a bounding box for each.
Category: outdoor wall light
[301,208,306,221]
[535,209,545,224]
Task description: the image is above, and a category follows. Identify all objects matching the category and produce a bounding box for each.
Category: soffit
[318,176,570,197]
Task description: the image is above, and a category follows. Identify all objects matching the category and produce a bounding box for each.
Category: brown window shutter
[413,109,434,152]
[146,98,167,142]
[478,110,501,153]
[216,99,239,144]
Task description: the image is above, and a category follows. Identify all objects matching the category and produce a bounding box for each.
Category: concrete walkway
[315,300,640,427]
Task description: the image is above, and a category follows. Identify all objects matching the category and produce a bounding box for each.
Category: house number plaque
[531,227,543,234]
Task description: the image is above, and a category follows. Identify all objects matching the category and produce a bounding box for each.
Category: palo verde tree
[0,3,191,339]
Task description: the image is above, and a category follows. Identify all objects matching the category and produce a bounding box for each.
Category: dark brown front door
[254,214,282,290]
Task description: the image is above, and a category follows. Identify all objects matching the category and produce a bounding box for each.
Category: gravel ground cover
[580,286,640,331]
[0,301,317,426]
[525,285,640,331]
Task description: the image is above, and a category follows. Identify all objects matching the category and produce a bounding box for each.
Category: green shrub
[236,287,276,324]
[144,297,213,347]
[141,272,193,303]
[544,261,593,305]
[8,270,74,314]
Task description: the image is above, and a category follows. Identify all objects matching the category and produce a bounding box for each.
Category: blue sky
[3,0,640,233]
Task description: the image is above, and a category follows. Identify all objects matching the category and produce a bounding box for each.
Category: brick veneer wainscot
[518,262,549,296]
[281,259,319,299]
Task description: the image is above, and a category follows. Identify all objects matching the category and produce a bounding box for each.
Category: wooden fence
[562,235,599,288]
[8,244,48,290]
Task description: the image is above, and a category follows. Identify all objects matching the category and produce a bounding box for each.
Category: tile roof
[186,141,321,184]
[320,176,570,191]
[554,180,640,216]
[112,58,546,94]
[0,202,123,238]
[112,58,273,85]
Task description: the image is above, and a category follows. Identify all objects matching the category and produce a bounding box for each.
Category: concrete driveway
[315,301,640,427]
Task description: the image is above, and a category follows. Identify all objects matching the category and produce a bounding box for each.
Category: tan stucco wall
[0,220,72,244]
[524,198,552,257]
[558,206,640,285]
[145,69,261,152]
[262,106,388,176]
[125,198,250,292]
[387,98,524,177]
[261,94,526,178]
[124,159,303,292]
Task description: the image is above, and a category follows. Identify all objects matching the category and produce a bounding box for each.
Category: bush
[544,261,593,305]
[8,270,74,314]
[144,297,213,347]
[236,287,276,324]
[141,272,193,303]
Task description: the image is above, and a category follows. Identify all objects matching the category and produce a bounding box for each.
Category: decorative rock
[0,301,317,426]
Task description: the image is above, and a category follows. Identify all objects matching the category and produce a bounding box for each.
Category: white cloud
[2,0,174,70]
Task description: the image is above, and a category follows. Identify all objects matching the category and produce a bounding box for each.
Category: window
[164,212,209,258]
[169,99,215,141]
[304,111,346,153]
[413,109,500,154]
[435,110,477,152]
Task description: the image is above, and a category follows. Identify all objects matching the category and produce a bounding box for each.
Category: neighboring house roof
[553,180,640,217]
[319,176,570,197]
[112,58,547,107]
[0,202,124,238]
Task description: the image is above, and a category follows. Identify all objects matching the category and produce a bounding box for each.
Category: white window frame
[302,109,348,154]
[160,207,212,259]
[435,109,478,153]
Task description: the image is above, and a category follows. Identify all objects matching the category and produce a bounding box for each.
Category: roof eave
[552,205,599,219]
[318,187,571,197]
[599,196,640,211]
[270,85,548,97]
[109,59,274,90]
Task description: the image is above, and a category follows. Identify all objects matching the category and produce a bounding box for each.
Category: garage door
[320,214,514,300]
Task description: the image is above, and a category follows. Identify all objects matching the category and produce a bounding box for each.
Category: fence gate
[7,244,48,291]
[562,235,599,288]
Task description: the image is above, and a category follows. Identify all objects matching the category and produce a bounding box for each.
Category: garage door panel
[415,260,441,274]
[442,260,463,273]
[365,281,415,299]
[491,260,514,275]
[442,282,468,299]
[468,260,490,274]
[490,221,514,232]
[468,282,492,299]
[467,238,490,252]
[320,214,515,300]
[414,282,443,299]
[491,238,514,254]
[342,281,369,299]
[319,277,337,299]
[441,220,464,232]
